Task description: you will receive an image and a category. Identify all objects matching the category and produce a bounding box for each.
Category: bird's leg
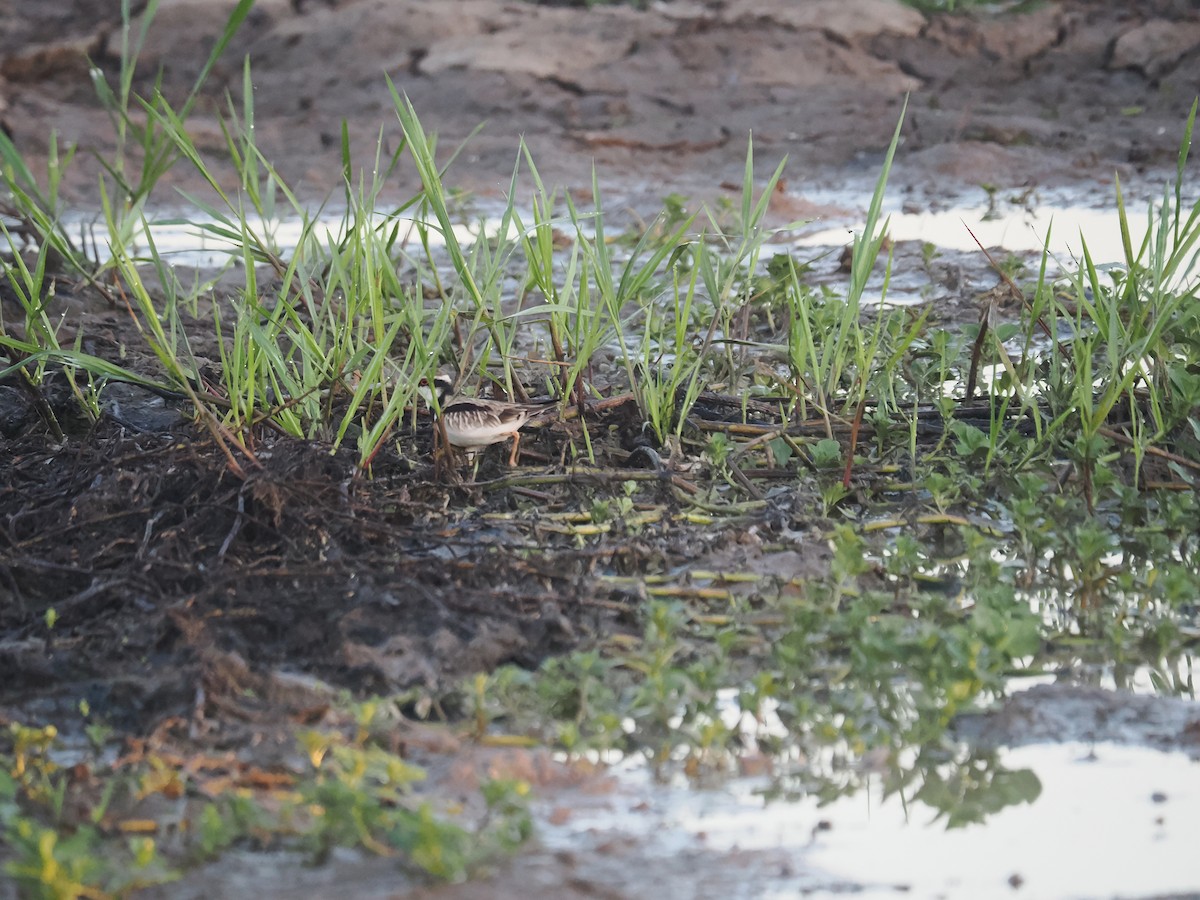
[507,431,522,466]
[432,414,450,481]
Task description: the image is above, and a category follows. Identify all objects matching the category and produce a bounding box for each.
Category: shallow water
[538,737,1200,899]
[812,741,1196,898]
[69,177,1192,277]
[799,191,1155,260]
[792,182,1199,308]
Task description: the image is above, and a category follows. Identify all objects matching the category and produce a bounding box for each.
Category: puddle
[793,178,1190,253]
[66,178,1192,322]
[513,675,1200,898]
[783,181,1200,307]
[537,738,1200,900]
[61,208,500,271]
[808,742,1197,899]
[798,197,1147,261]
[59,178,1191,270]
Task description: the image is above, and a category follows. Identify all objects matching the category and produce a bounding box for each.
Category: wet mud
[1,405,754,731]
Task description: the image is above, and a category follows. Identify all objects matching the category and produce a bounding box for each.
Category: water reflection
[540,740,1199,899]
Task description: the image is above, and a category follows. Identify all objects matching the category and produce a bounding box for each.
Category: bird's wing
[444,399,506,426]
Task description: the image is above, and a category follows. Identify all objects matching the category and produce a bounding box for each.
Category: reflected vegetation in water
[476,435,1198,884]
[536,738,1200,899]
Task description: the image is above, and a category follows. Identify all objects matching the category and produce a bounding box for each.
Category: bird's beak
[417,376,450,407]
[416,378,436,407]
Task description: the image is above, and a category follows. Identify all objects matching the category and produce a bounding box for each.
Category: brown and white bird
[420,374,559,465]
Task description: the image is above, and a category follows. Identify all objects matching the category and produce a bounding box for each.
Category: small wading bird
[420,374,559,466]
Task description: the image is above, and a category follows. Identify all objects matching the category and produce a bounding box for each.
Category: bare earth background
[2,0,1199,209]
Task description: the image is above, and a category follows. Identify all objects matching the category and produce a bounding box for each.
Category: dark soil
[0,347,837,731]
[0,402,734,732]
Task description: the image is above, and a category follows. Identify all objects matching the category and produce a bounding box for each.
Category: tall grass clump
[990,100,1200,500]
[782,100,924,433]
[93,0,257,268]
[0,0,265,450]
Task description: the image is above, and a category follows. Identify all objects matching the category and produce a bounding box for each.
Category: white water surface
[60,177,1197,279]
[540,739,1200,900]
[797,201,1150,262]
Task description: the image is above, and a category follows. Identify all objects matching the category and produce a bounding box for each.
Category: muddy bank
[0,392,830,732]
[1,0,1198,210]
